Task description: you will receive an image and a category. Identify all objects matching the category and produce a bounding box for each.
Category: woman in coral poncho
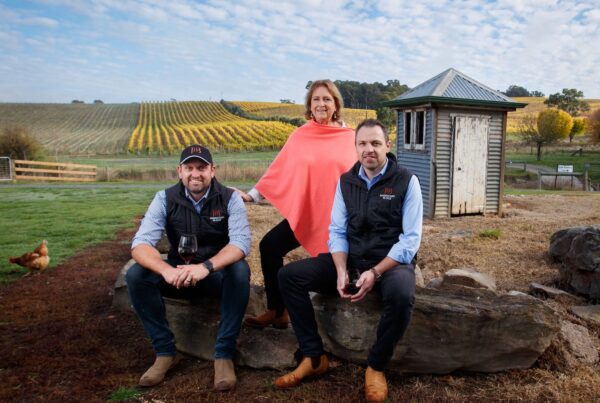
[238,80,357,329]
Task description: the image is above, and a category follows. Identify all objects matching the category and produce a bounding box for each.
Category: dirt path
[1,194,599,402]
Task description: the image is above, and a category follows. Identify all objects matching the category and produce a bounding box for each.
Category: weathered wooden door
[451,115,489,215]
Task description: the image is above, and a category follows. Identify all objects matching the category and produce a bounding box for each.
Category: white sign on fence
[557,165,573,173]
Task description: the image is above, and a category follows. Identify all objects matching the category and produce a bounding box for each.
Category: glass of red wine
[344,268,361,295]
[178,234,197,265]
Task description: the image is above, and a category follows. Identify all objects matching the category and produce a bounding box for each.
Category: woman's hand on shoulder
[229,187,254,203]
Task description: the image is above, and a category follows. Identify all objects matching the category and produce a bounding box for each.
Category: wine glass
[344,268,361,295]
[178,234,197,265]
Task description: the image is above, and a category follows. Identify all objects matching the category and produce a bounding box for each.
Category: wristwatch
[203,260,214,274]
[370,267,382,281]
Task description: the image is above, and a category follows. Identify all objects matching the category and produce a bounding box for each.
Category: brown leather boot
[365,366,388,402]
[214,359,237,391]
[138,355,181,387]
[244,309,289,329]
[274,355,329,389]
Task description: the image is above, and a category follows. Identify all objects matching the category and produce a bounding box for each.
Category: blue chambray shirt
[132,184,251,256]
[328,158,423,264]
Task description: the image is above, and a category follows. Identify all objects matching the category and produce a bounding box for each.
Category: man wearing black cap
[126,144,251,391]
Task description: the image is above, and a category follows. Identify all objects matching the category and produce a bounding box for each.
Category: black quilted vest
[340,154,413,269]
[164,179,232,263]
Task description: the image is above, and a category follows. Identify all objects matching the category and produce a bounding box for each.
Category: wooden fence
[14,160,97,182]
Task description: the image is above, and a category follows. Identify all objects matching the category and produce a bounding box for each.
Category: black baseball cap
[179,144,213,165]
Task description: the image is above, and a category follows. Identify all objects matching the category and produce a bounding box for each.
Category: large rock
[164,296,297,370]
[312,286,559,374]
[558,320,598,365]
[113,259,296,370]
[549,226,600,299]
[114,260,560,373]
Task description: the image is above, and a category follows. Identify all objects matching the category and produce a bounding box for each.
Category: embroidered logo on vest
[380,187,395,200]
[210,208,224,222]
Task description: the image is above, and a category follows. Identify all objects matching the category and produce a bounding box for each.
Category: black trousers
[278,253,416,371]
[260,219,300,312]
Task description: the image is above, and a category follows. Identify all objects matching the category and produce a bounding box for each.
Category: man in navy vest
[275,119,422,402]
[126,144,251,391]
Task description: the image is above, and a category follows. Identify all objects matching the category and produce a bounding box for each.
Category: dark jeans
[126,259,250,359]
[278,253,415,371]
[260,219,300,313]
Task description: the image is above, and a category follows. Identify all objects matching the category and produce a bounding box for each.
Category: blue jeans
[125,259,250,359]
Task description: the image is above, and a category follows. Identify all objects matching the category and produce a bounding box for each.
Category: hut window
[404,112,412,146]
[415,111,425,149]
[403,110,426,150]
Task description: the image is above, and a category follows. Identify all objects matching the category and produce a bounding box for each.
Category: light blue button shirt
[328,158,423,264]
[132,185,251,256]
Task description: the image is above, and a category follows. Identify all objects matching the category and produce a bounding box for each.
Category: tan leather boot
[365,366,388,402]
[138,355,181,387]
[273,355,329,389]
[214,359,237,391]
[244,309,289,329]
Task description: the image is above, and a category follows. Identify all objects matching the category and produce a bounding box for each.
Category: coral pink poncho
[256,120,356,256]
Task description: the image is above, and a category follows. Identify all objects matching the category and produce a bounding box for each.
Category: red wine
[344,282,359,294]
[178,249,195,264]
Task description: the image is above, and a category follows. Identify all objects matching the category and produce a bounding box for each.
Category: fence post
[538,171,542,190]
[584,168,589,192]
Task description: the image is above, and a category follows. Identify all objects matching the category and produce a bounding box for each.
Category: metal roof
[384,68,527,109]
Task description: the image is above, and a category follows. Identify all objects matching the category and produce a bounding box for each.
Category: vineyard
[127,101,296,153]
[3,98,598,156]
[0,103,138,155]
[232,101,376,128]
[507,97,600,135]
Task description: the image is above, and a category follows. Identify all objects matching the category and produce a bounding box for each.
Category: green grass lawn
[0,184,164,282]
[505,150,600,177]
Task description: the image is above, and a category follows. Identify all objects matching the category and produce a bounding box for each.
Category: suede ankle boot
[365,366,388,402]
[214,359,237,391]
[138,355,181,387]
[244,309,289,329]
[274,355,328,389]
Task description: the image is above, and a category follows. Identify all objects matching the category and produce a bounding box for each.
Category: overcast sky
[1,0,598,104]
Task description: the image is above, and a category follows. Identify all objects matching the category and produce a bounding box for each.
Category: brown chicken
[9,240,50,275]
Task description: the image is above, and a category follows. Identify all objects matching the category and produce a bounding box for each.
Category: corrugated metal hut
[384,68,526,218]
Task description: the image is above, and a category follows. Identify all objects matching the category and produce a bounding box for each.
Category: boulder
[113,259,296,370]
[569,305,600,326]
[529,282,586,304]
[441,268,496,291]
[114,260,559,373]
[558,320,598,365]
[549,226,600,299]
[165,296,298,370]
[312,286,559,374]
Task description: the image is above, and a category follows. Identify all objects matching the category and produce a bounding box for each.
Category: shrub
[0,126,44,160]
[537,109,573,143]
[569,117,587,142]
[588,108,600,144]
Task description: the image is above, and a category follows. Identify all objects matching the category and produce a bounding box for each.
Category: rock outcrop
[114,261,560,373]
[312,286,558,374]
[549,226,600,299]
